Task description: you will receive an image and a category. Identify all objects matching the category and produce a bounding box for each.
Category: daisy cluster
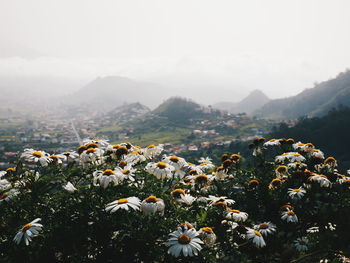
[0,137,350,262]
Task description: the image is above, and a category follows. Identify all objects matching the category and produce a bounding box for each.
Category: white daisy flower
[63,182,77,193]
[281,209,298,223]
[140,195,165,215]
[0,189,19,203]
[105,197,141,213]
[207,195,235,206]
[142,144,163,159]
[225,209,248,222]
[287,162,307,170]
[264,139,282,147]
[275,165,289,179]
[253,222,276,237]
[198,157,212,164]
[197,161,215,171]
[293,142,305,151]
[178,194,196,206]
[306,226,319,233]
[145,161,175,180]
[61,151,79,162]
[165,227,203,257]
[246,229,266,248]
[80,147,104,164]
[221,220,239,232]
[0,171,6,178]
[123,150,146,165]
[325,222,336,231]
[214,166,229,180]
[198,227,216,247]
[163,155,187,178]
[311,149,324,159]
[48,154,65,165]
[275,152,306,163]
[21,149,51,166]
[83,138,109,148]
[106,144,129,159]
[114,166,136,181]
[300,143,315,153]
[308,174,332,188]
[288,187,306,200]
[93,169,122,188]
[0,167,15,178]
[0,179,11,191]
[294,237,308,252]
[13,218,43,245]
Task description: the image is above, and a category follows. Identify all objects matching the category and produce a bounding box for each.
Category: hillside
[152,97,219,124]
[270,107,350,169]
[213,89,270,114]
[255,70,350,119]
[102,102,150,123]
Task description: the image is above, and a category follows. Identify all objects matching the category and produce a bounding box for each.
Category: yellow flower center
[147,144,156,149]
[195,174,208,183]
[103,169,114,176]
[178,234,191,244]
[117,198,128,204]
[254,230,262,237]
[122,169,130,175]
[214,201,227,208]
[200,162,208,166]
[112,144,120,149]
[6,168,15,172]
[287,210,295,215]
[0,193,8,200]
[276,165,288,173]
[259,224,269,229]
[156,162,167,169]
[292,189,301,193]
[169,156,180,162]
[86,143,98,149]
[145,195,159,203]
[171,189,185,198]
[229,209,240,213]
[230,154,241,161]
[50,155,58,160]
[32,152,42,158]
[324,157,336,166]
[248,179,260,186]
[286,138,295,143]
[77,146,87,154]
[119,161,127,168]
[189,169,197,175]
[271,179,282,185]
[116,146,128,155]
[293,153,301,157]
[86,148,96,154]
[201,227,214,234]
[22,224,32,232]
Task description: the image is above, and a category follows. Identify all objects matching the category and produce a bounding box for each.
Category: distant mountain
[213,90,270,114]
[254,70,350,119]
[64,76,165,112]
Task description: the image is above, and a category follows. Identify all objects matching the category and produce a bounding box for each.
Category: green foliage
[271,107,350,170]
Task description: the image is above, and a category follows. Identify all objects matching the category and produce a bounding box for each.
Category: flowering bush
[0,138,350,262]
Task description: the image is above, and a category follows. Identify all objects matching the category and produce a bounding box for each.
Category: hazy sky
[1,0,350,102]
